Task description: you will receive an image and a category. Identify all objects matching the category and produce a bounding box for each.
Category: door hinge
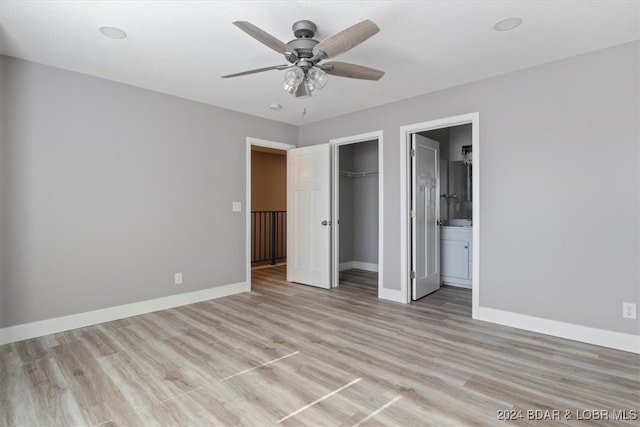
[410,149,416,158]
[410,210,416,218]
[410,271,416,280]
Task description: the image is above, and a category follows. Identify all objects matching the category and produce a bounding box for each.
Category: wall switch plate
[174,272,183,285]
[622,302,636,319]
[232,202,242,212]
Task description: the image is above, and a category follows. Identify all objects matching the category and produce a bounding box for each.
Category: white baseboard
[339,261,379,272]
[477,307,640,354]
[442,281,472,289]
[0,281,247,345]
[378,287,406,304]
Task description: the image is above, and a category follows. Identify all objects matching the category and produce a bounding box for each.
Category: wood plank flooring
[1,266,638,426]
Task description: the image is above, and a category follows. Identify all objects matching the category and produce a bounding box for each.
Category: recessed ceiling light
[493,17,522,32]
[99,26,127,39]
[269,103,282,110]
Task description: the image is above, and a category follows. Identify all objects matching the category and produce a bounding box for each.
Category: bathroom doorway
[399,113,479,317]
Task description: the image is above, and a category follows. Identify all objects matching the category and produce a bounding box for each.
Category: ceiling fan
[222,19,385,98]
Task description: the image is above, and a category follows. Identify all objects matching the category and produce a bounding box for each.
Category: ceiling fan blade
[324,62,385,81]
[233,21,290,55]
[312,20,380,59]
[222,65,288,78]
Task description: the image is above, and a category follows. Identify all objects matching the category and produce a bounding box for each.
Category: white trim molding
[477,307,640,354]
[0,282,247,345]
[378,287,405,303]
[339,262,379,272]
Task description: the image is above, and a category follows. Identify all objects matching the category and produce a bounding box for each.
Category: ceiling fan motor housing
[288,20,319,59]
[287,38,318,59]
[292,20,317,38]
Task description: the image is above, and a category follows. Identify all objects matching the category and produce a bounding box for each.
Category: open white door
[287,144,331,288]
[411,134,440,299]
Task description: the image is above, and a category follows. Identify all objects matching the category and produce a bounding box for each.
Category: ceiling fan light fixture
[305,77,317,96]
[307,67,328,90]
[282,66,304,94]
[294,81,310,98]
[282,80,297,94]
[226,19,384,97]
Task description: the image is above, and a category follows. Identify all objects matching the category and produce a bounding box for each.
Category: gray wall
[299,41,640,335]
[351,141,379,264]
[0,55,297,327]
[338,145,354,263]
[0,56,7,320]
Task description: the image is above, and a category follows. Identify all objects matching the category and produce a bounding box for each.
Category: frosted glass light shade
[282,66,304,94]
[307,67,328,90]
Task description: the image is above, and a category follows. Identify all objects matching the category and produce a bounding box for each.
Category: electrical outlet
[174,272,183,285]
[622,302,636,319]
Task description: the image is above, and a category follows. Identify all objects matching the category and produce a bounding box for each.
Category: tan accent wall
[251,150,286,211]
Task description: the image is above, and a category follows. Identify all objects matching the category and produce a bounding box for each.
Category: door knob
[321,220,330,226]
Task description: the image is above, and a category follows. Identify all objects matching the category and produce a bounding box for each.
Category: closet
[338,140,379,275]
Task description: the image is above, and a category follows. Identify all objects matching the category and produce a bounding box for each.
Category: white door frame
[330,131,384,295]
[245,137,296,291]
[399,113,480,318]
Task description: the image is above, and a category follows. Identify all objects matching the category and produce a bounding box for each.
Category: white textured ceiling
[1,1,638,125]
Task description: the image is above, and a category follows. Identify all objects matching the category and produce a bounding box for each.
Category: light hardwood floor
[1,266,638,426]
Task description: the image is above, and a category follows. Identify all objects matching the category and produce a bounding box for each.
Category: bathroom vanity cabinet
[441,226,472,288]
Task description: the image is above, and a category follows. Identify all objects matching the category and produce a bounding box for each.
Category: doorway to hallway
[245,137,295,290]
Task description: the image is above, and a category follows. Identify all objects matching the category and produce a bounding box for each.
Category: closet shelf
[340,170,379,178]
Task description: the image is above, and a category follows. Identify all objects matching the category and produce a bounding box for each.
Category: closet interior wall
[338,140,379,272]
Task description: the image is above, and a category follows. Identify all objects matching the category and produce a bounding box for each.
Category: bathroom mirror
[448,161,472,220]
